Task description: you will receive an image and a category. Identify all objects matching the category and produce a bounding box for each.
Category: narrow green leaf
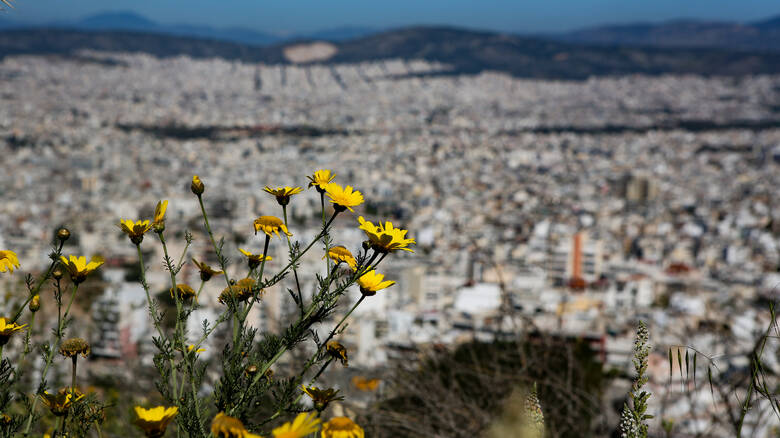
[685,350,690,381]
[708,366,714,400]
[677,348,683,388]
[668,348,673,381]
[693,352,697,385]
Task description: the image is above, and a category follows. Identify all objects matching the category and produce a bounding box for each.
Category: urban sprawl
[1,52,780,436]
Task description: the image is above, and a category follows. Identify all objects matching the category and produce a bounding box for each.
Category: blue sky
[5,0,780,34]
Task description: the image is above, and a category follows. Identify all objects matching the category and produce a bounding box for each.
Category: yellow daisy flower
[321,417,364,438]
[324,183,363,213]
[357,216,415,253]
[0,250,20,273]
[238,249,273,270]
[0,317,27,346]
[59,255,104,284]
[307,169,335,192]
[153,200,168,231]
[264,186,303,206]
[192,257,224,282]
[187,344,206,354]
[325,246,357,270]
[253,216,292,238]
[119,219,151,244]
[326,342,348,367]
[300,385,344,412]
[272,412,320,438]
[356,270,395,296]
[191,175,205,195]
[210,412,262,438]
[40,388,85,416]
[351,376,380,392]
[134,406,178,438]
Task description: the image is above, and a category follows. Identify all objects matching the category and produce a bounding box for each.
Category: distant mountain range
[0,11,376,45]
[3,10,780,51]
[555,16,780,52]
[2,26,780,80]
[2,11,780,79]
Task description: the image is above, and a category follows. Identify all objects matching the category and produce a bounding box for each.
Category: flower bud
[57,228,71,242]
[191,175,205,196]
[245,365,258,376]
[29,295,40,313]
[52,269,63,280]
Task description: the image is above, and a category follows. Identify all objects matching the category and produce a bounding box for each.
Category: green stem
[316,295,365,364]
[195,280,206,303]
[241,234,270,322]
[136,245,166,340]
[22,313,35,357]
[135,244,179,409]
[158,232,181,402]
[197,194,237,334]
[94,421,104,438]
[282,205,304,313]
[229,300,321,415]
[23,284,77,436]
[321,192,331,293]
[11,241,64,324]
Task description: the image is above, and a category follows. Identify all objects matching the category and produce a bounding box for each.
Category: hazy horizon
[2,0,780,35]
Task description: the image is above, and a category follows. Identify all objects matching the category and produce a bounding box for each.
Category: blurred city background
[2,1,780,436]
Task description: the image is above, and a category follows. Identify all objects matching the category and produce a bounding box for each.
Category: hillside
[559,16,780,52]
[2,26,780,79]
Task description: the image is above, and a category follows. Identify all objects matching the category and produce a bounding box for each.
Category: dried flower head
[0,317,27,346]
[191,175,205,195]
[59,255,104,284]
[356,270,395,296]
[56,227,71,242]
[325,246,357,271]
[0,250,20,274]
[307,169,335,192]
[119,219,151,244]
[60,337,90,358]
[326,341,349,367]
[170,283,197,301]
[324,183,364,213]
[272,412,320,438]
[253,216,292,239]
[321,417,364,438]
[192,257,224,282]
[134,406,178,438]
[357,216,415,253]
[264,186,303,206]
[219,278,258,304]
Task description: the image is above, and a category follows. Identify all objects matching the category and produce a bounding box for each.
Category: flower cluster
[0,169,410,438]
